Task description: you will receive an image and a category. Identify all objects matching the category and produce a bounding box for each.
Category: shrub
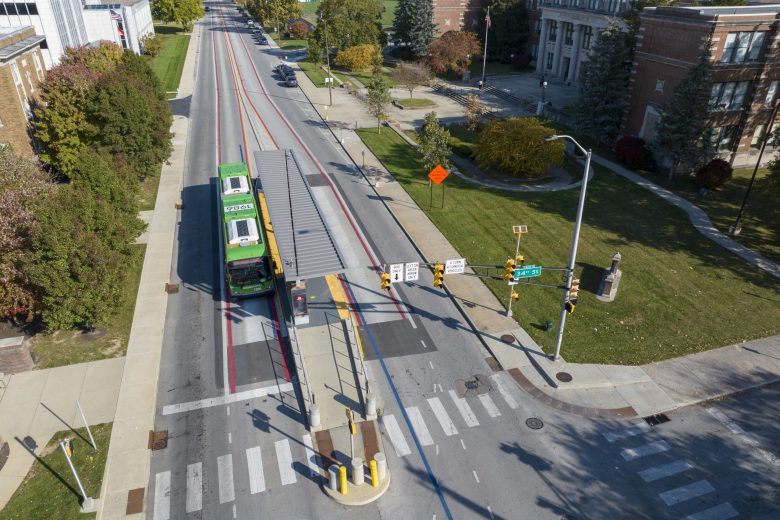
[289,20,310,39]
[615,136,651,170]
[473,118,564,178]
[334,44,381,72]
[695,159,732,190]
[141,33,162,57]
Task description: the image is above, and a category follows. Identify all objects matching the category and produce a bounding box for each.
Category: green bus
[218,162,274,297]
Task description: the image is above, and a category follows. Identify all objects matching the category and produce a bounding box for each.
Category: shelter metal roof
[253,149,344,280]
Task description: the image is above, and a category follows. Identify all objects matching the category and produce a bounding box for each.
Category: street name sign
[513,265,542,279]
[389,263,404,283]
[444,258,466,275]
[404,262,419,282]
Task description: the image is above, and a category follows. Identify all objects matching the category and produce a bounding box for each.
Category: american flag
[110,9,122,21]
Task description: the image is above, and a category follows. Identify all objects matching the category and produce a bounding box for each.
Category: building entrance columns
[567,23,585,84]
[536,19,551,74]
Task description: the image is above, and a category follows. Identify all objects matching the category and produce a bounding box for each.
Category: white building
[535,0,630,84]
[0,0,152,68]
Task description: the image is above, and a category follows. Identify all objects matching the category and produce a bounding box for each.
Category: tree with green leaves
[474,117,564,178]
[654,44,714,180]
[309,0,383,53]
[409,0,436,59]
[390,61,430,100]
[393,0,414,45]
[572,20,631,145]
[365,61,391,132]
[153,0,203,31]
[417,111,452,170]
[476,0,529,63]
[256,0,302,33]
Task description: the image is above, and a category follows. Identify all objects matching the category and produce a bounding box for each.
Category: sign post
[428,165,449,209]
[507,225,528,318]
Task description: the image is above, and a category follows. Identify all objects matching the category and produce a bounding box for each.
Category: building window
[765,80,779,107]
[546,51,554,70]
[708,125,737,152]
[721,31,767,64]
[10,62,21,85]
[549,21,557,42]
[564,23,574,45]
[582,26,593,49]
[26,71,34,93]
[709,81,750,111]
[751,124,765,148]
[32,53,42,78]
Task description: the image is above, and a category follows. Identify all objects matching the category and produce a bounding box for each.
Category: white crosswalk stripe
[275,439,297,485]
[448,390,479,427]
[684,503,739,520]
[620,440,671,461]
[478,394,501,418]
[490,372,519,409]
[604,421,651,442]
[185,463,202,513]
[302,434,322,479]
[707,407,778,466]
[217,454,235,504]
[246,447,266,494]
[428,397,459,436]
[638,459,692,482]
[153,471,171,520]
[382,413,411,457]
[659,479,714,506]
[406,406,434,446]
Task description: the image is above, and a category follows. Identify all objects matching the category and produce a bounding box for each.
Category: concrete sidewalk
[0,357,124,510]
[96,20,203,520]
[291,58,780,420]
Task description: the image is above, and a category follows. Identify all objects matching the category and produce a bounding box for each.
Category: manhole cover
[454,374,491,397]
[526,418,544,430]
[555,372,573,383]
[500,334,516,344]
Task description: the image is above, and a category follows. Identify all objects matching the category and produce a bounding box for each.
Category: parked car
[258,36,268,45]
[205,6,210,12]
[276,63,297,87]
[247,20,254,27]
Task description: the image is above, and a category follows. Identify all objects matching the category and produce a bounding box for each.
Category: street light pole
[481,5,490,88]
[730,99,779,235]
[321,15,333,106]
[545,135,592,361]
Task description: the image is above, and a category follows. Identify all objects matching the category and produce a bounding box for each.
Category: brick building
[623,5,780,169]
[432,0,486,33]
[0,26,45,157]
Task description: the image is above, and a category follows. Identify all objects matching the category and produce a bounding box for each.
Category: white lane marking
[185,463,202,513]
[472,470,480,483]
[246,446,266,494]
[303,434,322,479]
[163,382,294,414]
[460,439,467,450]
[490,373,519,409]
[638,459,693,482]
[659,479,715,506]
[707,407,778,465]
[429,361,435,370]
[228,432,232,444]
[620,440,671,461]
[226,406,230,416]
[683,503,739,520]
[217,454,235,503]
[232,504,237,519]
[603,421,651,442]
[406,406,434,446]
[421,340,427,349]
[381,414,411,457]
[435,444,439,455]
[428,397,458,436]
[487,505,494,519]
[153,471,171,520]
[408,314,417,329]
[275,439,297,485]
[448,390,479,427]
[478,394,501,418]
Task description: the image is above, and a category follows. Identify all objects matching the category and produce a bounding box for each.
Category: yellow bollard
[370,459,379,488]
[339,465,348,495]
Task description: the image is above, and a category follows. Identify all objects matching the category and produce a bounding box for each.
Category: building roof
[0,27,45,63]
[645,4,780,19]
[252,149,344,280]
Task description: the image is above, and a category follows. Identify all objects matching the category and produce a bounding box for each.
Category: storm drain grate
[525,417,544,430]
[644,413,670,426]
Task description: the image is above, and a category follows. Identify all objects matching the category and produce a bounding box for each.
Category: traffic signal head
[381,272,391,291]
[516,254,525,266]
[565,301,576,314]
[433,264,445,288]
[569,277,580,304]
[511,290,519,301]
[504,258,516,280]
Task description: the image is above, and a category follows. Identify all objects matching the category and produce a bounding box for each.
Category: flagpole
[481,5,490,88]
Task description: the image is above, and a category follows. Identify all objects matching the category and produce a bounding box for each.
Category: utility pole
[481,5,490,88]
[322,15,333,106]
[730,99,779,235]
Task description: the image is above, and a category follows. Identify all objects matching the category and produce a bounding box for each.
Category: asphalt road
[147,4,780,519]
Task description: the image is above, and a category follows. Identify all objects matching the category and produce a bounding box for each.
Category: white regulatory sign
[404,262,419,282]
[444,258,466,275]
[389,263,404,283]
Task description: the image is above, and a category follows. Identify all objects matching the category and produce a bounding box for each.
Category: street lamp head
[543,135,560,142]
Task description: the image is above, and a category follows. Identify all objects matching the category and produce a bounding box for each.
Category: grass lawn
[301,0,397,28]
[268,31,307,50]
[28,246,145,369]
[148,24,190,98]
[297,60,330,87]
[356,127,780,365]
[137,174,162,212]
[0,423,113,520]
[395,97,436,108]
[349,68,396,88]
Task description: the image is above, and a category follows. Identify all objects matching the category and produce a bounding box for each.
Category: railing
[289,326,314,412]
[345,312,371,399]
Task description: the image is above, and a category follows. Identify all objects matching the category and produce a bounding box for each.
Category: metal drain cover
[455,374,491,397]
[500,334,516,344]
[555,372,573,383]
[525,417,544,430]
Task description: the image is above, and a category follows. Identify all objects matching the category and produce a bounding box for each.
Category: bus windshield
[228,260,267,287]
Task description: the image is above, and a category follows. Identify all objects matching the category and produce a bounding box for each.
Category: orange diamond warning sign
[428,165,449,185]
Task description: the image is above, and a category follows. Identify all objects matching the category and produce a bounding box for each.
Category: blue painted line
[341,274,453,520]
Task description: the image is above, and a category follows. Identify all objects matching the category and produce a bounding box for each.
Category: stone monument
[597,252,622,302]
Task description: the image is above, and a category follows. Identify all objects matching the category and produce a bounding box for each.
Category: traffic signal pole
[506,233,522,317]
